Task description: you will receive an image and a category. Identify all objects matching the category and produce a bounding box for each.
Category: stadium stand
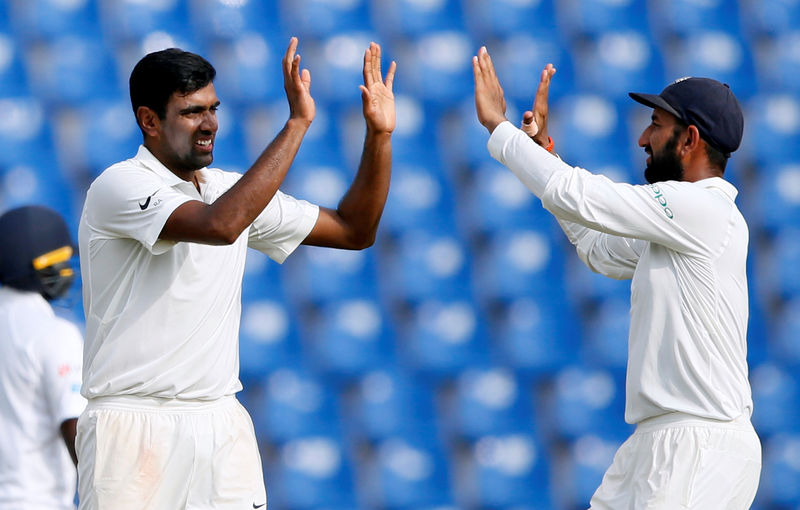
[1,0,797,507]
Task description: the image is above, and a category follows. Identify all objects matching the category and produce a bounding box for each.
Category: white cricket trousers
[76,395,267,510]
[589,412,761,510]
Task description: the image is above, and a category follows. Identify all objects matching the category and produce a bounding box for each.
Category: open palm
[361,42,397,134]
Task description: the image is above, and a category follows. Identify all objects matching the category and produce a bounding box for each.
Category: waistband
[635,411,753,433]
[85,394,236,413]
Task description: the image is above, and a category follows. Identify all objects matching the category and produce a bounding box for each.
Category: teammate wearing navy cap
[0,206,85,510]
[474,47,760,509]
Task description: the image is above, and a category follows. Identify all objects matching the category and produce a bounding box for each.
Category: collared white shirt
[489,121,752,424]
[78,146,318,401]
[0,286,85,510]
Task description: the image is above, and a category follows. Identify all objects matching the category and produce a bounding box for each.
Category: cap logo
[672,76,691,84]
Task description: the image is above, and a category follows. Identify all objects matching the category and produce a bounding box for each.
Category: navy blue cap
[0,206,74,292]
[629,77,744,157]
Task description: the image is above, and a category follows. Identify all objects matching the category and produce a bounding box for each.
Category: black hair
[129,48,216,121]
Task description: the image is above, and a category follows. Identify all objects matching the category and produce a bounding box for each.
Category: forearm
[60,418,78,467]
[165,118,310,245]
[334,129,392,247]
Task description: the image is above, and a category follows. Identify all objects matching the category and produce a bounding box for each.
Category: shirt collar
[695,176,738,201]
[133,145,207,187]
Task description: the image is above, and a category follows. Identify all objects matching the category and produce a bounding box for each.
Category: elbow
[350,232,376,250]
[206,219,243,246]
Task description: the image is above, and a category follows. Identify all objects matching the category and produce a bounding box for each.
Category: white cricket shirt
[78,146,318,400]
[488,121,753,424]
[0,286,85,510]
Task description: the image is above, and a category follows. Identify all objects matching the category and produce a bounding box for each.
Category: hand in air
[472,46,508,134]
[360,42,397,134]
[283,37,315,126]
[521,64,556,148]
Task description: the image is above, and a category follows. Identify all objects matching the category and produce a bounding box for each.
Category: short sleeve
[84,165,193,254]
[248,190,319,263]
[41,318,86,425]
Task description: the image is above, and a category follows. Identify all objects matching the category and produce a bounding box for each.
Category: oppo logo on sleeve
[647,184,674,219]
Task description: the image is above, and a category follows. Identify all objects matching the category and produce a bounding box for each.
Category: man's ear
[683,125,702,156]
[136,106,161,138]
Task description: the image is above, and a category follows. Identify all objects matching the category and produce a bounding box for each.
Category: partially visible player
[0,205,86,510]
[76,38,395,509]
[473,47,761,509]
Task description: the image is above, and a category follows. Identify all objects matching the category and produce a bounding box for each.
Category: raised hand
[360,42,396,134]
[521,63,556,147]
[282,37,315,126]
[473,46,508,134]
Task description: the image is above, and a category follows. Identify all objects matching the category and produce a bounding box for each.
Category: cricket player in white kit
[473,48,761,509]
[76,38,395,509]
[0,206,86,510]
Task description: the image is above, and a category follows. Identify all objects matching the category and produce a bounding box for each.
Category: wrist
[287,116,312,130]
[483,117,506,134]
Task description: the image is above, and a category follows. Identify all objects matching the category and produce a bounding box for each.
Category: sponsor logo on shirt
[647,184,674,219]
[139,190,161,210]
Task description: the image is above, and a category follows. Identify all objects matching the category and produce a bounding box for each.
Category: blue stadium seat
[556,434,623,509]
[98,0,192,47]
[391,31,475,106]
[380,161,458,236]
[556,0,648,41]
[573,30,665,104]
[8,0,100,42]
[462,0,558,42]
[268,434,358,510]
[400,298,489,380]
[189,0,280,42]
[74,99,142,177]
[286,105,345,169]
[239,297,303,384]
[437,97,520,172]
[280,0,371,39]
[581,297,631,373]
[304,297,395,382]
[461,161,554,236]
[364,435,453,509]
[746,93,800,168]
[763,228,800,301]
[0,162,78,233]
[741,0,800,39]
[26,35,121,106]
[300,31,383,105]
[462,433,552,509]
[546,365,630,441]
[771,297,800,368]
[346,368,439,442]
[549,93,631,168]
[380,227,472,305]
[369,0,463,39]
[491,32,575,106]
[493,297,581,379]
[251,368,343,444]
[755,162,800,234]
[663,30,757,102]
[445,367,535,441]
[473,227,567,304]
[759,433,800,507]
[205,32,287,107]
[284,245,379,306]
[749,362,800,437]
[0,97,53,167]
[0,30,28,96]
[755,30,800,96]
[238,253,303,383]
[648,0,741,41]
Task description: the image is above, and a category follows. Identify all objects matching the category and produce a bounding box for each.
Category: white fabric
[76,395,266,510]
[488,121,753,424]
[0,287,85,510]
[589,412,761,509]
[78,145,319,401]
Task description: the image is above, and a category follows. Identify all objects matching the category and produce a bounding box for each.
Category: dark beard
[644,131,684,184]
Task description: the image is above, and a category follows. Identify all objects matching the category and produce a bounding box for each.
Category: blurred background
[1,0,799,508]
